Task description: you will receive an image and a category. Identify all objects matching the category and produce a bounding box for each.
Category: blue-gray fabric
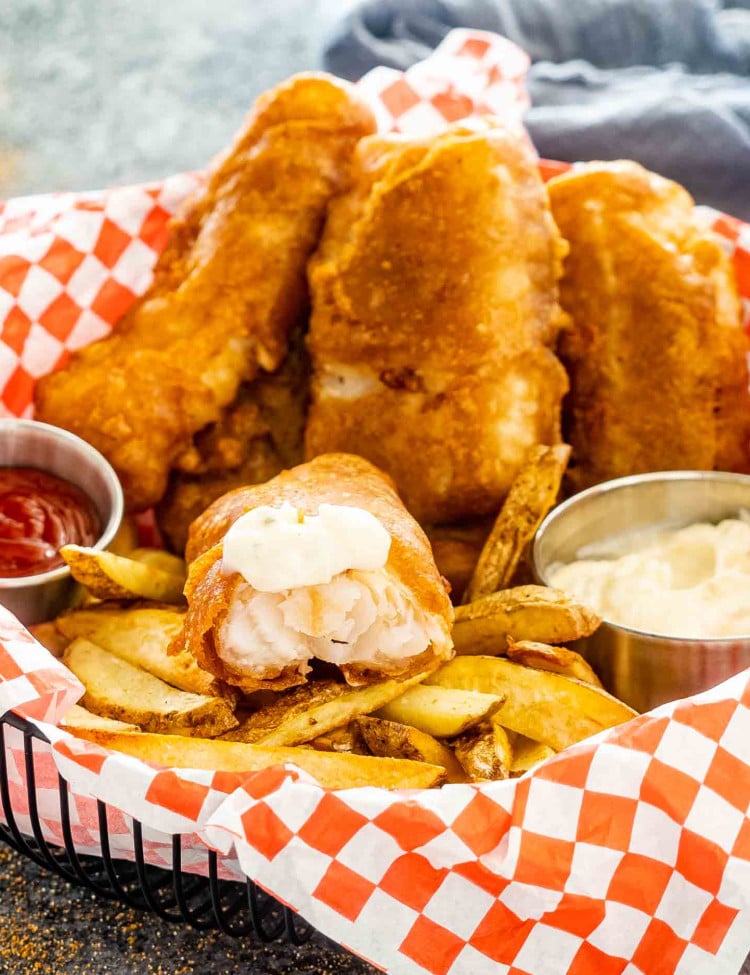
[324,0,750,218]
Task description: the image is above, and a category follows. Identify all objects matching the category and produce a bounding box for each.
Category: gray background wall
[0,0,355,197]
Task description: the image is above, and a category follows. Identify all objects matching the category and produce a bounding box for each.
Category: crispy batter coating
[156,334,309,554]
[35,74,375,510]
[304,125,569,525]
[180,454,454,693]
[548,160,750,489]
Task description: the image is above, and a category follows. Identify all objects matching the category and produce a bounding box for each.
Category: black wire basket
[0,707,316,943]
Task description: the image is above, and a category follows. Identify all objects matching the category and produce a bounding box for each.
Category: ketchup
[0,468,100,577]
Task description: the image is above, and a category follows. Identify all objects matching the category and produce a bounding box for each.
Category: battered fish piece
[548,161,750,489]
[35,74,375,510]
[180,454,454,693]
[157,337,309,554]
[305,125,569,524]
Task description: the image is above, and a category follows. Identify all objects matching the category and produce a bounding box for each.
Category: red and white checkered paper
[1,28,750,975]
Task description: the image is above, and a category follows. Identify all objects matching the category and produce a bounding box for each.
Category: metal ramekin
[0,419,123,625]
[532,471,750,713]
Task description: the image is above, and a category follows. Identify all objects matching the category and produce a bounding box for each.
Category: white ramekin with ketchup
[0,419,123,624]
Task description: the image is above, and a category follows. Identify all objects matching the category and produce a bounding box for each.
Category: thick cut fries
[356,717,466,783]
[64,639,237,737]
[55,604,233,700]
[453,725,511,782]
[426,656,636,750]
[68,730,446,790]
[61,705,139,734]
[464,444,570,602]
[510,735,555,777]
[61,546,186,604]
[376,684,503,738]
[454,586,601,655]
[506,637,602,686]
[312,724,369,755]
[221,673,428,746]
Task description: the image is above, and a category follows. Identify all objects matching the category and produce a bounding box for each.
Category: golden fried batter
[305,125,569,524]
[157,336,309,553]
[35,74,375,510]
[548,160,750,489]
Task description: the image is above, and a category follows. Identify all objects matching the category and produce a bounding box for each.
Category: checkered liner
[0,28,749,975]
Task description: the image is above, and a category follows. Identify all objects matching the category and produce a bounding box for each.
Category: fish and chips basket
[1,31,750,975]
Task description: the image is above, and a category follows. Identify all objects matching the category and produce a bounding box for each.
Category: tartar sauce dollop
[549,516,750,638]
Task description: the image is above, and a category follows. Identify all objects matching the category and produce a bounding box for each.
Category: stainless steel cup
[0,419,123,625]
[532,471,750,713]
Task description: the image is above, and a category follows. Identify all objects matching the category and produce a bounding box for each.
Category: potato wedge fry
[356,716,466,783]
[453,725,510,782]
[29,621,69,658]
[222,673,429,746]
[426,656,637,751]
[492,722,513,771]
[312,724,370,755]
[464,445,570,603]
[454,586,600,655]
[67,729,446,790]
[376,684,503,738]
[60,704,139,734]
[130,548,187,577]
[63,639,237,737]
[60,545,186,604]
[510,735,555,777]
[55,604,233,700]
[506,637,602,687]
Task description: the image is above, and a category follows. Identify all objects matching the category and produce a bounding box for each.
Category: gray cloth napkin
[324,0,750,218]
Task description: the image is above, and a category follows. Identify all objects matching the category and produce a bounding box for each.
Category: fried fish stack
[304,125,569,524]
[36,74,375,510]
[548,160,750,489]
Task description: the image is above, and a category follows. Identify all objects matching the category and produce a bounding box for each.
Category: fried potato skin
[453,725,510,782]
[357,716,466,783]
[506,637,602,687]
[463,444,570,603]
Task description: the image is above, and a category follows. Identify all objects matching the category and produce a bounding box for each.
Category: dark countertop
[0,845,375,974]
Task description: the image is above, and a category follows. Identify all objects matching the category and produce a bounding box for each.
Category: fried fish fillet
[156,334,309,554]
[548,160,750,489]
[180,454,454,693]
[35,74,375,510]
[304,125,569,524]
